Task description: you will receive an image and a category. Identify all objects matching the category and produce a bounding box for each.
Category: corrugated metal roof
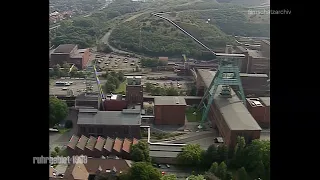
[77,111,141,126]
[149,151,180,158]
[214,85,262,131]
[154,96,187,106]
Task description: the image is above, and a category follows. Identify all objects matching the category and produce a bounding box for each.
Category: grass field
[113,80,127,94]
[185,107,202,122]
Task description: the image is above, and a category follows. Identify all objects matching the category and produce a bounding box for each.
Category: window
[98,127,103,134]
[80,127,86,133]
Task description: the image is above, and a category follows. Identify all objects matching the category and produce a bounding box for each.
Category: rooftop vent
[175,97,180,104]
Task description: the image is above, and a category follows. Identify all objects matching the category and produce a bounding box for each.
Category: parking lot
[142,79,190,90]
[50,78,100,96]
[95,53,140,71]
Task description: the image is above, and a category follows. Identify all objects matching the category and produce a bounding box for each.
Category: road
[101,30,132,55]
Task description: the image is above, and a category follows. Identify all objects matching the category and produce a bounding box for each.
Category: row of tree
[144,82,182,96]
[50,64,85,78]
[176,137,270,180]
[101,70,125,94]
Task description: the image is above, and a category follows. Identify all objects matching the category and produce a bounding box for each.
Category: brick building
[209,86,262,148]
[246,97,270,128]
[104,94,127,111]
[154,96,186,125]
[77,109,141,139]
[50,44,90,70]
[126,76,143,106]
[196,69,269,97]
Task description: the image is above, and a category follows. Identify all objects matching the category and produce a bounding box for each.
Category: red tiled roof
[122,138,132,153]
[76,135,89,150]
[113,138,123,153]
[67,135,79,149]
[85,136,97,151]
[95,136,106,151]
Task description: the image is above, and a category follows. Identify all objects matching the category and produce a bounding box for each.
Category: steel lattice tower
[197,57,246,129]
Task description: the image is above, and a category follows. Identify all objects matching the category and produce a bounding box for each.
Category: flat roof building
[154,96,187,125]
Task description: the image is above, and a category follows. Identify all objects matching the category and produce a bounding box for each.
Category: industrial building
[75,92,101,109]
[49,44,90,70]
[126,76,143,106]
[196,69,269,97]
[154,96,186,125]
[104,94,127,111]
[246,97,270,128]
[196,69,262,147]
[77,108,141,139]
[149,144,183,165]
[67,134,139,158]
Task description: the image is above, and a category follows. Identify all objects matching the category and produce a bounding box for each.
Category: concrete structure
[246,97,270,128]
[126,76,143,106]
[50,44,90,70]
[149,144,183,165]
[260,40,270,58]
[196,69,269,97]
[77,109,141,139]
[60,157,132,180]
[154,96,186,125]
[67,135,139,159]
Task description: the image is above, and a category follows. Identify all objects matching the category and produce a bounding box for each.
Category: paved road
[166,131,215,144]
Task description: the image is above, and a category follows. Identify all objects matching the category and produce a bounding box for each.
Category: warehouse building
[246,97,270,128]
[196,69,262,147]
[77,108,141,139]
[104,94,127,111]
[154,96,186,125]
[196,69,269,97]
[49,44,90,70]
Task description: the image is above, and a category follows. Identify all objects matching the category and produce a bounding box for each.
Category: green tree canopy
[49,96,68,127]
[128,162,161,180]
[216,162,227,180]
[236,167,248,180]
[202,144,219,168]
[209,162,219,174]
[130,141,150,162]
[187,175,206,180]
[177,144,204,166]
[161,174,177,180]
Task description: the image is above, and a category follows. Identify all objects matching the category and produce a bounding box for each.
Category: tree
[117,71,125,82]
[145,82,153,92]
[51,151,57,157]
[204,172,221,180]
[165,87,179,96]
[216,162,227,180]
[202,144,219,168]
[49,97,69,127]
[253,161,265,180]
[236,167,248,180]
[225,171,233,180]
[129,162,161,180]
[54,147,60,154]
[217,145,228,163]
[65,120,73,129]
[187,175,206,180]
[161,174,177,180]
[245,140,270,172]
[177,144,204,165]
[130,141,151,162]
[105,83,116,93]
[70,66,79,77]
[209,162,218,174]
